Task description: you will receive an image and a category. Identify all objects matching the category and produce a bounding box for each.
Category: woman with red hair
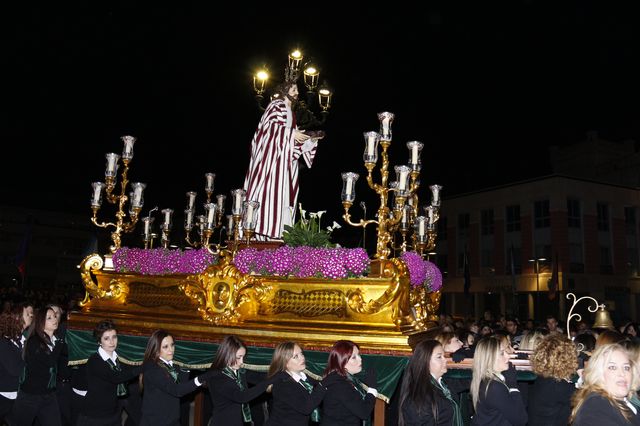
[320,340,378,425]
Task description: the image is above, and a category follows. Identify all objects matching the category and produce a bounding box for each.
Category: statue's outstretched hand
[294,130,310,143]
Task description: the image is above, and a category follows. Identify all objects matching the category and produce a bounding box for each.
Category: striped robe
[243,99,318,240]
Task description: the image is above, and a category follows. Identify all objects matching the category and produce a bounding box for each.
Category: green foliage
[282,206,340,248]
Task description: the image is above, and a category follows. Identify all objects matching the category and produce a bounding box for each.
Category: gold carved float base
[74,253,440,353]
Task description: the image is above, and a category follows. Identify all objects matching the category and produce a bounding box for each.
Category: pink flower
[401,251,443,291]
[113,248,216,275]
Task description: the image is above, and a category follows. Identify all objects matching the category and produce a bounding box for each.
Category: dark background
[5,3,640,239]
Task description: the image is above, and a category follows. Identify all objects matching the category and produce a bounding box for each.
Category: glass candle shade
[378,111,394,141]
[406,141,423,171]
[362,131,380,164]
[130,182,146,208]
[341,172,359,202]
[231,189,246,216]
[90,182,105,207]
[121,135,136,161]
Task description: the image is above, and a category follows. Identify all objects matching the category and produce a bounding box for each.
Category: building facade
[434,174,640,325]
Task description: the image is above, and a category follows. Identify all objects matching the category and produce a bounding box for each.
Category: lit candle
[143,218,151,236]
[227,214,234,232]
[411,145,418,164]
[419,219,425,235]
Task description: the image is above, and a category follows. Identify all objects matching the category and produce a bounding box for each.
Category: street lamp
[529,257,546,321]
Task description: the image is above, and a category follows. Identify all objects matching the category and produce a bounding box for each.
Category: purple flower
[232,246,371,280]
[401,251,443,291]
[113,248,216,275]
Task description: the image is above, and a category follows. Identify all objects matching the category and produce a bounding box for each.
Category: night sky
[5,3,640,239]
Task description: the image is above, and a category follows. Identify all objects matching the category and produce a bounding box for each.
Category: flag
[548,252,559,300]
[14,222,32,283]
[463,248,471,295]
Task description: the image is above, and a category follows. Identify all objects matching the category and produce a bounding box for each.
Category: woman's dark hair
[623,322,639,337]
[1,305,24,340]
[398,339,442,426]
[93,319,117,343]
[17,301,34,330]
[211,335,246,371]
[574,332,597,353]
[595,329,625,348]
[144,329,171,363]
[323,340,358,377]
[27,305,57,351]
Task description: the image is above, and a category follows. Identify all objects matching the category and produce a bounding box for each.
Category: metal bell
[592,305,614,330]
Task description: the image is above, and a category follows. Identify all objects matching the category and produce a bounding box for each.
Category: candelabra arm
[185,231,198,248]
[366,168,383,192]
[91,213,117,231]
[565,292,603,339]
[342,205,378,228]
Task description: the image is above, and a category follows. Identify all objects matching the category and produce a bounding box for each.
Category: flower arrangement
[112,247,217,275]
[282,205,341,248]
[233,246,370,280]
[401,251,443,291]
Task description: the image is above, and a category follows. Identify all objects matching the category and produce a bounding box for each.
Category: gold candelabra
[90,135,146,253]
[183,173,228,254]
[182,183,261,255]
[341,112,442,259]
[253,48,333,131]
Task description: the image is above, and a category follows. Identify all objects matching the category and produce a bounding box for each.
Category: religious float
[68,109,449,424]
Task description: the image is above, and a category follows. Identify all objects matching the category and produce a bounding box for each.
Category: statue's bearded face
[286,84,299,103]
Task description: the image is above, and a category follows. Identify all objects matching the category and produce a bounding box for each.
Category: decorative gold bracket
[78,253,129,306]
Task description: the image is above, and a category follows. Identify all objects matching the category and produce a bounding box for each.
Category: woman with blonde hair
[266,341,327,425]
[571,342,640,425]
[518,328,549,351]
[469,336,527,425]
[527,334,578,425]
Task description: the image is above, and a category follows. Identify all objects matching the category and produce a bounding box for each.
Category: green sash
[161,361,179,383]
[431,376,463,426]
[298,377,321,422]
[106,358,128,396]
[222,367,252,423]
